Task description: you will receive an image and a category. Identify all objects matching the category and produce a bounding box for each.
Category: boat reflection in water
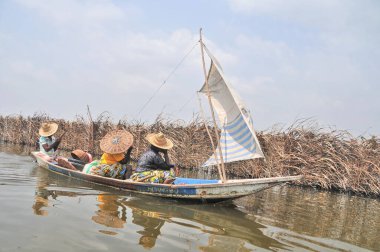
[32,167,77,216]
[120,197,285,251]
[31,166,377,251]
[31,167,285,250]
[32,184,52,216]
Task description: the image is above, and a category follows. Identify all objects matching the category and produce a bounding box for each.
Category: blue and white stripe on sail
[199,56,265,167]
[202,113,260,166]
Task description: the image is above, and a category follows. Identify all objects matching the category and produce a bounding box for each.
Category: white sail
[199,51,264,167]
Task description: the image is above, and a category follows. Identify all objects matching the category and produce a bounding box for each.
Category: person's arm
[42,140,60,152]
[120,146,133,164]
[163,149,170,164]
[53,131,66,151]
[153,150,174,170]
[125,146,133,162]
[152,162,173,170]
[41,132,65,152]
[40,136,60,152]
[163,149,179,175]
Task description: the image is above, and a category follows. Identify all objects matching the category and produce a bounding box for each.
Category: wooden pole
[196,94,224,182]
[199,28,227,182]
[87,105,94,153]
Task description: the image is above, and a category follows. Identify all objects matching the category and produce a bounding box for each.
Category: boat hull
[31,151,302,203]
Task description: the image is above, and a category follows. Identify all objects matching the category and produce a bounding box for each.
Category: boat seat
[67,158,85,171]
[68,158,86,165]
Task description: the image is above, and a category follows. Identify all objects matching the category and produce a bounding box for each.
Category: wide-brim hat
[71,149,92,163]
[100,130,134,154]
[145,132,173,150]
[39,122,58,137]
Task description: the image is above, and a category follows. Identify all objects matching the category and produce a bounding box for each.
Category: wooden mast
[199,28,227,182]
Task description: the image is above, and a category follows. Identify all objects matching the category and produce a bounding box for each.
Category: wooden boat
[31,151,301,203]
[31,30,302,203]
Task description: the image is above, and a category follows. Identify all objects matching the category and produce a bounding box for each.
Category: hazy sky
[0,0,379,136]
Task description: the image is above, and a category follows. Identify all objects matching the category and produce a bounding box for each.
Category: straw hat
[100,130,134,154]
[145,132,173,150]
[39,122,58,137]
[71,149,92,163]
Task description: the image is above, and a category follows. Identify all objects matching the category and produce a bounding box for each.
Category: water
[0,144,379,251]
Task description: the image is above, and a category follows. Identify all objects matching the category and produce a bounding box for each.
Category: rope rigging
[134,41,199,119]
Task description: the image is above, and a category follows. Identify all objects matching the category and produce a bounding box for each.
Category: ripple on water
[0,152,37,186]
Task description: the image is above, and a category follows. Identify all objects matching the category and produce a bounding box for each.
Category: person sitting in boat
[38,122,65,156]
[82,130,133,180]
[131,132,178,184]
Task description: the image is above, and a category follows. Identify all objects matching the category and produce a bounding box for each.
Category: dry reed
[0,114,379,196]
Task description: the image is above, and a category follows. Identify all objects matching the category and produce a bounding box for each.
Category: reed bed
[0,114,379,196]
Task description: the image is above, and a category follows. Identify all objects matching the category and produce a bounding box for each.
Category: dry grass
[0,114,379,196]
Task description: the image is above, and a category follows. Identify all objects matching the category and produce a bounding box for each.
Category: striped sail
[200,55,264,166]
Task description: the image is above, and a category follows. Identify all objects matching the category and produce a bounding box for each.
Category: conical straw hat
[145,132,173,150]
[100,130,134,154]
[39,122,58,137]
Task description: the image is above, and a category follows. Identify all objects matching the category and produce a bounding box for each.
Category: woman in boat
[131,132,178,184]
[82,130,133,179]
[38,122,65,156]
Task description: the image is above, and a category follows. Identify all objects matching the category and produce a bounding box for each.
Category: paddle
[58,130,67,141]
[52,130,67,156]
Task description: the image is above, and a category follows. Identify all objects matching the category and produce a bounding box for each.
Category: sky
[0,0,379,136]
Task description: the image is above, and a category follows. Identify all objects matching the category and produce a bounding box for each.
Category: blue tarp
[173,178,219,185]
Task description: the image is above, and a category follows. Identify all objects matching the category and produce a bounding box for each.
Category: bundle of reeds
[228,120,380,196]
[0,114,379,196]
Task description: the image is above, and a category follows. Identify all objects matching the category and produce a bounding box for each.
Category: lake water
[0,144,379,251]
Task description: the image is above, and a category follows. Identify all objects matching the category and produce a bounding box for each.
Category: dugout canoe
[31,151,302,203]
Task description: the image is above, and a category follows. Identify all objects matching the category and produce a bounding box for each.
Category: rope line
[177,94,196,114]
[134,41,199,119]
